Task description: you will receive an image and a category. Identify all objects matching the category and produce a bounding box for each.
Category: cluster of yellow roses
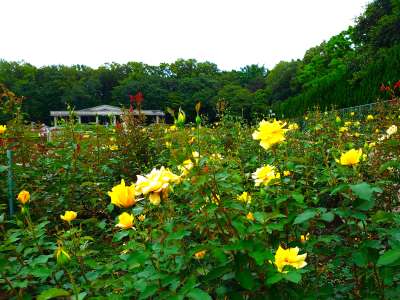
[108,167,181,229]
[251,119,309,273]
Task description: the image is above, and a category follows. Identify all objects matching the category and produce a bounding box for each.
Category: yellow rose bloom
[0,125,7,134]
[339,126,348,133]
[60,211,77,223]
[252,165,280,186]
[194,250,206,259]
[135,167,180,205]
[252,119,287,150]
[337,149,363,166]
[108,179,137,208]
[237,192,251,204]
[366,115,374,121]
[246,212,255,221]
[344,121,352,126]
[274,245,307,273]
[350,112,355,116]
[165,141,172,148]
[17,190,30,205]
[115,212,134,229]
[386,125,397,136]
[109,145,119,151]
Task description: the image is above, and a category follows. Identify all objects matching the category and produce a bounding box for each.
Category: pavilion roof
[50,105,165,117]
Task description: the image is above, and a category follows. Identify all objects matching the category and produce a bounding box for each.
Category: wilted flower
[274,245,307,273]
[0,125,7,134]
[115,212,134,229]
[194,250,206,259]
[138,214,146,222]
[252,165,280,186]
[108,179,137,208]
[176,108,186,127]
[246,212,255,221]
[17,190,30,205]
[366,115,374,121]
[252,119,287,150]
[178,159,194,176]
[55,247,71,265]
[237,192,251,204]
[283,170,291,176]
[300,233,310,243]
[188,137,195,144]
[135,167,180,205]
[337,149,363,166]
[60,211,77,223]
[386,125,397,136]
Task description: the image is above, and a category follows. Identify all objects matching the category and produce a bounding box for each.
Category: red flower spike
[134,92,143,104]
[394,80,400,90]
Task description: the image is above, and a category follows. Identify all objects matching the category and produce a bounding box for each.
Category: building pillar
[54,116,58,127]
[113,116,116,126]
[156,115,160,124]
[78,116,82,124]
[96,115,99,124]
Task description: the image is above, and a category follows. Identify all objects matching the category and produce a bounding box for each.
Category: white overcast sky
[1,0,370,71]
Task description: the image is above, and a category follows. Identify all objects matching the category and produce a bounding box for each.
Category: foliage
[1,90,400,298]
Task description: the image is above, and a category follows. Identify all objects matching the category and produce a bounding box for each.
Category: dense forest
[1,0,400,124]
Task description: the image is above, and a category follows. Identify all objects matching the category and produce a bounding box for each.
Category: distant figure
[39,124,49,138]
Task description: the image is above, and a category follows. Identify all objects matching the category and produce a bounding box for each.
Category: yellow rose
[108,179,137,208]
[194,250,206,259]
[274,245,307,273]
[237,192,251,204]
[109,145,119,151]
[283,170,291,176]
[60,211,77,223]
[252,165,280,186]
[288,123,299,130]
[252,119,287,150]
[17,190,30,205]
[115,212,134,229]
[386,125,397,136]
[366,115,374,121]
[337,149,363,166]
[0,125,7,134]
[135,167,180,205]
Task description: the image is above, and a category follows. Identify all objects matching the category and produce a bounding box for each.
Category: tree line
[1,0,399,124]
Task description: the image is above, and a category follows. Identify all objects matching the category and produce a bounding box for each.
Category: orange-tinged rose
[17,190,30,204]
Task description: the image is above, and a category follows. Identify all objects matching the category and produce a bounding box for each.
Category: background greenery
[1,0,400,123]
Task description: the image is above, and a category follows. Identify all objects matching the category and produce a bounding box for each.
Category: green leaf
[292,192,304,204]
[377,249,400,266]
[320,212,334,222]
[236,269,255,290]
[187,288,212,300]
[249,250,273,265]
[113,230,129,242]
[139,284,159,300]
[284,271,302,283]
[37,288,70,300]
[31,267,53,279]
[293,210,316,224]
[0,165,8,173]
[266,273,283,285]
[350,182,382,201]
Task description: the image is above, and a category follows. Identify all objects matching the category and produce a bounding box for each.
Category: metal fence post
[7,149,14,216]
